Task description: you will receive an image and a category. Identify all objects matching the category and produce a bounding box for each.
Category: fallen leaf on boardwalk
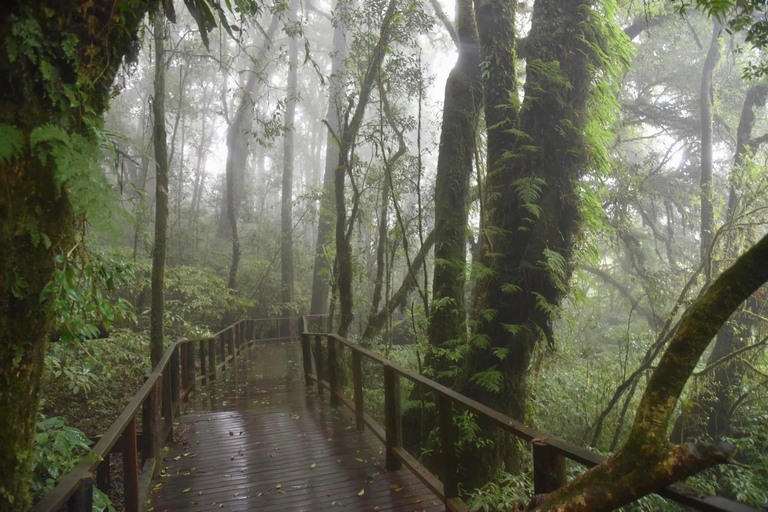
[173,456,181,461]
[230,455,234,460]
[183,453,189,457]
[234,493,239,497]
[229,431,234,436]
[224,474,231,478]
[182,488,191,493]
[355,458,366,463]
[198,492,203,495]
[276,484,282,489]
[357,489,364,496]
[278,490,286,495]
[153,484,163,491]
[395,486,403,492]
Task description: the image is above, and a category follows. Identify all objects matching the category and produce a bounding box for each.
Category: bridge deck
[149,340,442,511]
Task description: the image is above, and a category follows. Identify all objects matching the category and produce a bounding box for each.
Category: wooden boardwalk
[149,340,442,511]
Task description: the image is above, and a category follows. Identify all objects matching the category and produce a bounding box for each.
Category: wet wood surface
[149,340,442,511]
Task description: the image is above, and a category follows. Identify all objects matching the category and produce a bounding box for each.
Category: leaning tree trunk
[533,232,768,511]
[427,0,483,374]
[0,1,151,509]
[150,8,169,368]
[281,0,299,329]
[309,0,346,316]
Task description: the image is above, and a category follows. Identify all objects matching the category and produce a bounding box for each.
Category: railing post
[532,442,567,494]
[171,345,180,409]
[67,474,93,511]
[180,343,189,394]
[219,334,226,368]
[301,331,312,386]
[96,453,110,494]
[314,334,324,394]
[208,337,217,381]
[352,351,364,431]
[199,339,207,385]
[328,336,339,406]
[438,395,458,503]
[384,364,402,470]
[123,415,139,512]
[142,376,161,460]
[186,340,195,397]
[162,364,173,435]
[228,328,235,361]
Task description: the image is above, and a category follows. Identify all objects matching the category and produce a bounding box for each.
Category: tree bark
[150,9,169,368]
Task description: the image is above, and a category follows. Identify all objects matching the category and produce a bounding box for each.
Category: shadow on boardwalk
[149,340,441,511]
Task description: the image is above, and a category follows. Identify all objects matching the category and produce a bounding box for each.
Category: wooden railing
[34,316,302,512]
[300,318,759,512]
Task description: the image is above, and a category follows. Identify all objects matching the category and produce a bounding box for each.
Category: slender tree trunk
[427,0,483,363]
[282,0,299,327]
[310,1,346,316]
[369,174,390,319]
[150,9,169,368]
[335,0,398,336]
[699,20,722,264]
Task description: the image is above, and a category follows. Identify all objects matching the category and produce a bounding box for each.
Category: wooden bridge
[35,317,758,512]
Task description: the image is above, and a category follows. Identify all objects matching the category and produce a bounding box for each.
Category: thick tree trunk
[309,1,346,316]
[427,0,483,369]
[0,2,151,509]
[461,0,617,485]
[534,233,768,511]
[150,10,169,368]
[281,1,298,327]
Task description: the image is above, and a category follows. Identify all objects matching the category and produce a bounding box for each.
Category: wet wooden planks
[149,341,442,511]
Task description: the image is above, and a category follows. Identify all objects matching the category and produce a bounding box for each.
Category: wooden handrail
[300,318,759,512]
[35,317,300,512]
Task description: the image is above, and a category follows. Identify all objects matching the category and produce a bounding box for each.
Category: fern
[0,124,23,163]
[470,367,503,393]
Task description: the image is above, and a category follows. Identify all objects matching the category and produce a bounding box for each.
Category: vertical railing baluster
[123,416,139,512]
[352,351,364,431]
[301,330,312,386]
[314,334,324,394]
[228,328,235,362]
[328,336,339,406]
[171,345,180,412]
[208,337,216,381]
[532,442,567,494]
[162,363,173,435]
[219,334,226,369]
[67,474,94,511]
[199,339,207,385]
[180,343,189,394]
[142,376,161,460]
[438,395,458,503]
[96,453,110,494]
[186,341,195,397]
[384,364,402,470]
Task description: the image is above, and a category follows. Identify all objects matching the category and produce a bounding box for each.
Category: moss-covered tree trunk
[699,20,722,263]
[0,2,151,508]
[459,0,619,485]
[533,233,768,511]
[150,8,169,368]
[427,0,483,365]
